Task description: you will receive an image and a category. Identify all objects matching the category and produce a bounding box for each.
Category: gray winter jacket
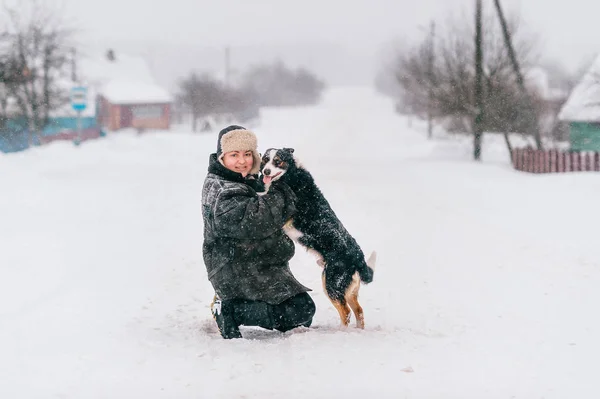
[202,154,310,305]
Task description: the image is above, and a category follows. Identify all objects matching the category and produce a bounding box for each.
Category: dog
[260,147,376,328]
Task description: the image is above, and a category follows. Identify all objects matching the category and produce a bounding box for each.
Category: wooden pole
[474,0,484,160]
[427,21,435,139]
[493,0,543,150]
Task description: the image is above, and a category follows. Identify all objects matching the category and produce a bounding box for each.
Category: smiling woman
[216,126,261,176]
[202,125,315,339]
[221,150,255,177]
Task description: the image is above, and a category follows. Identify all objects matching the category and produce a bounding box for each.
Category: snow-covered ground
[1,87,599,398]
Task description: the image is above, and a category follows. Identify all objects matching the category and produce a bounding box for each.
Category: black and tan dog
[261,148,376,328]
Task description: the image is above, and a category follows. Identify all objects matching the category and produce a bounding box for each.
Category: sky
[46,0,600,88]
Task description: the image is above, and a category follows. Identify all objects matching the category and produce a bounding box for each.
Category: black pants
[229,293,315,332]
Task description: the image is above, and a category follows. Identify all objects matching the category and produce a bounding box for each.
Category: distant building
[81,50,173,131]
[0,50,173,152]
[558,54,600,150]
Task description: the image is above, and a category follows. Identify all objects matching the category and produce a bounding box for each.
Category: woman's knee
[298,293,316,318]
[275,293,315,325]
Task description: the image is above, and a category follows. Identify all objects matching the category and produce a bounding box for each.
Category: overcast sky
[54,0,600,88]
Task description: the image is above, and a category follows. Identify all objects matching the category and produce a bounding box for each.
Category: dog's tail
[358,251,377,284]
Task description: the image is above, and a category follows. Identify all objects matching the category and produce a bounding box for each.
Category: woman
[202,125,315,339]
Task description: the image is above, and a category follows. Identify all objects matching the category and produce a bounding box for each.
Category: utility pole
[427,21,435,139]
[224,46,231,87]
[71,47,77,82]
[473,0,484,161]
[493,0,542,150]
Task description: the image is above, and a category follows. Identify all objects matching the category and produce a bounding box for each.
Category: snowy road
[1,87,599,398]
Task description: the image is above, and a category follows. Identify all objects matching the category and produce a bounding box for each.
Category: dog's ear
[283,147,295,154]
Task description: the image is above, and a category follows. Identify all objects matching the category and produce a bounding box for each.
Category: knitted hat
[216,125,261,175]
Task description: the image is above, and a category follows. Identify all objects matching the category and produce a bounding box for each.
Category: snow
[525,67,551,98]
[1,87,599,398]
[559,53,600,122]
[101,79,172,105]
[525,67,567,101]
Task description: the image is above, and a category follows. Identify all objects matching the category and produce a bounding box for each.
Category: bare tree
[474,0,484,160]
[1,0,73,144]
[395,4,540,155]
[176,72,259,131]
[0,40,11,131]
[241,61,325,107]
[176,72,223,132]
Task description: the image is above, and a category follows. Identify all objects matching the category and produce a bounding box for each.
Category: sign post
[70,86,87,145]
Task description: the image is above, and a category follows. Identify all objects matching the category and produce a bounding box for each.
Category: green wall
[570,122,600,151]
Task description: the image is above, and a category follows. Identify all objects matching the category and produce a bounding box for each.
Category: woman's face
[222,150,254,177]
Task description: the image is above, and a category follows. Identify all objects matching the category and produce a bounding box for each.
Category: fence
[512,148,600,173]
[39,128,103,145]
[0,127,104,153]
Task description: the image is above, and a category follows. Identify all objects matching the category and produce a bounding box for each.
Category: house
[0,50,173,152]
[96,80,172,131]
[80,50,173,131]
[558,54,600,151]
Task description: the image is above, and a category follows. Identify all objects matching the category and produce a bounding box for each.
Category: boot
[211,295,242,339]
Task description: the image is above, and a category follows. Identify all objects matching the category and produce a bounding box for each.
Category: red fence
[512,148,600,173]
[39,128,102,145]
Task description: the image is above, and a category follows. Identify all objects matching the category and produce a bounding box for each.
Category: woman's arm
[212,182,296,239]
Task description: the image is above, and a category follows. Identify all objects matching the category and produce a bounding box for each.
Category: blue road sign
[70,86,88,112]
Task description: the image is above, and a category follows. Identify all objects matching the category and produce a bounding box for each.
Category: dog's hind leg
[331,299,352,327]
[345,272,364,329]
[322,272,351,327]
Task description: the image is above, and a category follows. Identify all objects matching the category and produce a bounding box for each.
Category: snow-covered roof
[78,52,172,105]
[101,80,172,104]
[559,54,600,122]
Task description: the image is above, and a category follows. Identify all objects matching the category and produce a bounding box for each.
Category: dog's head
[260,148,296,186]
